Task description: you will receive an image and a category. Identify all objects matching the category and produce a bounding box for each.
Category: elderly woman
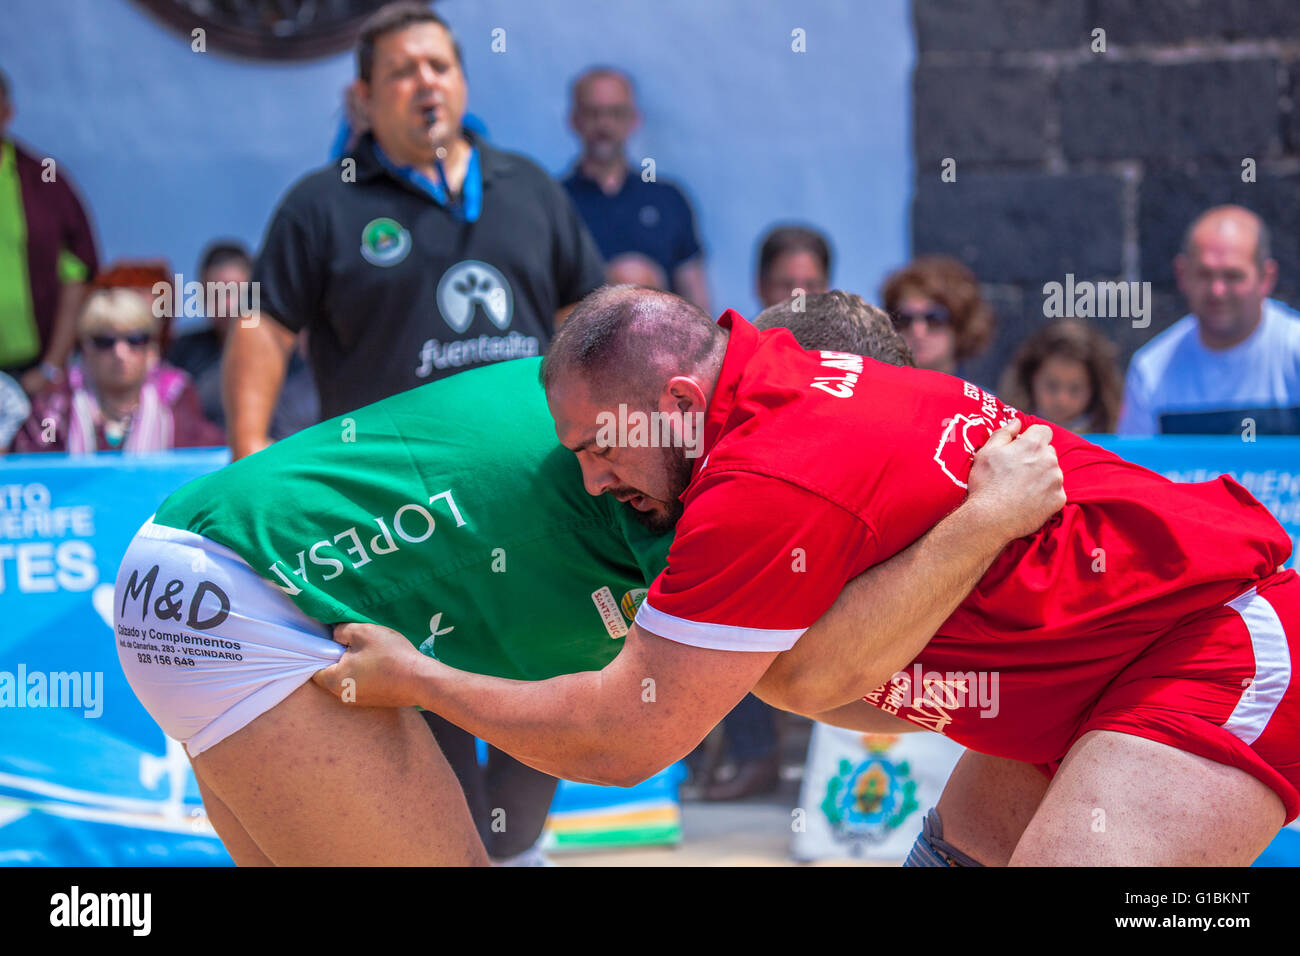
[12,288,222,453]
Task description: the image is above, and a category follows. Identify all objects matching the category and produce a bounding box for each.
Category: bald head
[1175,204,1278,349]
[571,67,634,107]
[1182,205,1270,267]
[605,253,668,290]
[541,286,724,404]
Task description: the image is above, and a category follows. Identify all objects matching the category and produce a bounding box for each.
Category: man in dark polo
[225,1,604,457]
[223,1,605,866]
[562,67,709,312]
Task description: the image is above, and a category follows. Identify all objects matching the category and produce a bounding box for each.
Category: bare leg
[1009,730,1285,866]
[933,750,1050,865]
[192,680,488,866]
[189,761,273,866]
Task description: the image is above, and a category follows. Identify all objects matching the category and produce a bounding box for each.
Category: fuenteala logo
[437,259,513,333]
[360,217,411,267]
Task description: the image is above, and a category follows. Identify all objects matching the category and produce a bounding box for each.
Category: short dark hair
[541,286,724,404]
[570,66,636,107]
[0,68,9,106]
[758,225,832,283]
[198,240,252,277]
[356,2,461,83]
[754,291,914,367]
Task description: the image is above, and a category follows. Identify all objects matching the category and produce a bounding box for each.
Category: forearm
[758,501,1010,714]
[806,700,924,734]
[410,659,645,786]
[222,313,293,459]
[42,282,87,369]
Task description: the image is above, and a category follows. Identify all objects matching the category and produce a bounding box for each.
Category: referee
[224,1,606,864]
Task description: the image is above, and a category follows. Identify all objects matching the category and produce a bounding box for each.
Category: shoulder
[479,140,561,194]
[1265,299,1300,344]
[647,177,694,208]
[1128,314,1198,379]
[273,161,352,218]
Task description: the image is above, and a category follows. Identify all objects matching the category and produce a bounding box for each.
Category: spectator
[606,251,668,289]
[756,225,832,309]
[226,1,604,456]
[1118,205,1300,435]
[0,371,28,452]
[224,1,605,866]
[563,67,709,312]
[881,255,994,377]
[0,67,100,396]
[168,241,318,439]
[998,318,1122,433]
[12,288,221,453]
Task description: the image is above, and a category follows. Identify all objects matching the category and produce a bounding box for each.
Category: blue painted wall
[1,0,912,322]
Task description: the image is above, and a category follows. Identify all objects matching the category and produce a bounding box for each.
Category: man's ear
[1173,253,1189,295]
[1260,259,1279,298]
[660,375,706,415]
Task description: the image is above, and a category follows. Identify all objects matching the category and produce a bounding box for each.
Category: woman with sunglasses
[881,255,995,377]
[11,288,222,453]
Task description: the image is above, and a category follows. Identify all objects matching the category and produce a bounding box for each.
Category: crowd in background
[1,1,1299,838]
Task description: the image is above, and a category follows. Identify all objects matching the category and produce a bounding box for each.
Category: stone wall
[909,0,1300,388]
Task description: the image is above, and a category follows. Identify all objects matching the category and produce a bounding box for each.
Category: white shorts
[113,517,342,757]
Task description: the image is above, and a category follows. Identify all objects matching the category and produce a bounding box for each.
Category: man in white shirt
[1118,205,1300,435]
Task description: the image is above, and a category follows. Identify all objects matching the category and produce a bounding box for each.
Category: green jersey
[153,358,672,681]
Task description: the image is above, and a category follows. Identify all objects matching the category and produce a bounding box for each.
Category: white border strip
[1225,586,1292,746]
[635,600,803,652]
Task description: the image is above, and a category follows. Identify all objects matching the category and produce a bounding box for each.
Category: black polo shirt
[253,131,605,418]
[562,167,702,281]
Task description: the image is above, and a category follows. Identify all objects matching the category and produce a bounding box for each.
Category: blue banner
[0,449,231,864]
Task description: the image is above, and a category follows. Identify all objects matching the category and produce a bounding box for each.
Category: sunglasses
[891,306,952,331]
[88,332,154,351]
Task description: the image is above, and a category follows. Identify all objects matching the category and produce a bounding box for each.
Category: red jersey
[638,312,1293,763]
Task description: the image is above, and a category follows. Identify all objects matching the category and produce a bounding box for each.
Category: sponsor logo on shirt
[863,662,1001,734]
[592,586,629,639]
[265,490,468,595]
[437,259,513,333]
[810,351,864,398]
[360,217,412,267]
[415,332,540,377]
[620,587,648,622]
[933,381,1019,490]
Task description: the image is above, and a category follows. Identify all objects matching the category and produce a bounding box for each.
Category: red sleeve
[635,471,875,651]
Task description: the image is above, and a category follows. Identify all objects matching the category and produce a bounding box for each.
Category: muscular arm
[222,311,296,460]
[753,420,1064,716]
[808,700,923,734]
[318,621,777,787]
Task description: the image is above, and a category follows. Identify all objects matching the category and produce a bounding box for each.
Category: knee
[903,808,985,867]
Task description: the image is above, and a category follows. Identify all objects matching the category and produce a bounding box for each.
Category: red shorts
[1035,569,1300,824]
